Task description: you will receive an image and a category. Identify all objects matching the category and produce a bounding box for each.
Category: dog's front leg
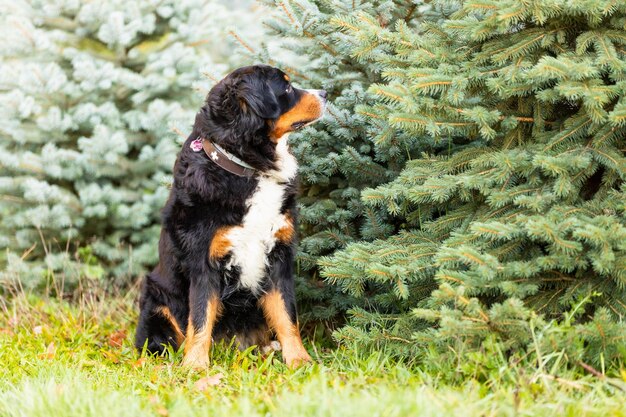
[182,270,222,369]
[260,245,311,368]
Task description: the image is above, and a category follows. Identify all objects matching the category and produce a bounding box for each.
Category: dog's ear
[237,76,280,119]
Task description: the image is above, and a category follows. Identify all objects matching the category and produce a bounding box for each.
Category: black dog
[135,65,326,368]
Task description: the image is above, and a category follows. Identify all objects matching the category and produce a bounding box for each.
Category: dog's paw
[182,354,210,370]
[283,349,312,368]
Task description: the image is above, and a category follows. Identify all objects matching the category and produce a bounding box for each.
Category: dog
[135,65,327,368]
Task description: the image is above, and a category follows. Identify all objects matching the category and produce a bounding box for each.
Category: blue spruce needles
[0,0,250,288]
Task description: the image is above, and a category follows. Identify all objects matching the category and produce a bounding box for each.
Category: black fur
[135,65,324,356]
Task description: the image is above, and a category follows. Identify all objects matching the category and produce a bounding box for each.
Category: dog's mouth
[291,119,317,130]
[268,90,327,141]
[291,94,327,131]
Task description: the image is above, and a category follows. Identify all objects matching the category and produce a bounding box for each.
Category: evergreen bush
[317,0,626,366]
[0,0,255,289]
[252,0,431,327]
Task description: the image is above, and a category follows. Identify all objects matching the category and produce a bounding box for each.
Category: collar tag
[190,138,203,152]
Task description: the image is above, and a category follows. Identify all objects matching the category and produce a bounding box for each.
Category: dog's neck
[198,131,296,182]
[197,138,257,178]
[269,133,298,182]
[194,126,277,173]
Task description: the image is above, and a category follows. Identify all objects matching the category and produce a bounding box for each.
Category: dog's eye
[285,85,293,94]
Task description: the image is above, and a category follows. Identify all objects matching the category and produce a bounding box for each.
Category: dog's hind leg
[181,270,223,369]
[135,271,186,355]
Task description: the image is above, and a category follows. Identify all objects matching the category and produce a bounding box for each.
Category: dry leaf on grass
[101,349,120,364]
[132,357,147,368]
[108,330,127,347]
[39,342,55,359]
[194,373,224,390]
[148,396,169,416]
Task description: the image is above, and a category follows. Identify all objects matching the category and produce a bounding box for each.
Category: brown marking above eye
[284,74,290,81]
[269,92,323,142]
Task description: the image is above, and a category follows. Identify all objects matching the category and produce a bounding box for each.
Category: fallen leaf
[101,350,120,364]
[0,328,14,336]
[194,373,224,390]
[148,396,169,416]
[108,330,127,347]
[39,342,55,359]
[132,357,147,368]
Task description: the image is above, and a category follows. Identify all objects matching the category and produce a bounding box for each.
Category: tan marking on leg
[209,226,238,261]
[259,290,311,368]
[269,92,323,142]
[274,214,295,243]
[182,296,222,369]
[155,306,184,346]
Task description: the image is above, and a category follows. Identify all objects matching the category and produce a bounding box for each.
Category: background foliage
[247,0,440,329]
[312,0,626,366]
[0,0,259,290]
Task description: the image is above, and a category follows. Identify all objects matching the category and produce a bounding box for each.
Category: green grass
[0,293,625,417]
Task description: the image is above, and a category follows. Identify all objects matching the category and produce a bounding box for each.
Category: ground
[0,293,624,417]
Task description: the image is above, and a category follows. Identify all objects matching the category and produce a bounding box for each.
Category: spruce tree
[0,0,256,289]
[319,0,626,364]
[248,0,432,326]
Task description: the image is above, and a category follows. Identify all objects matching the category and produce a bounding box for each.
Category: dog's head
[203,65,327,145]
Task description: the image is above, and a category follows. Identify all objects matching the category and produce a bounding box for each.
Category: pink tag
[190,138,203,152]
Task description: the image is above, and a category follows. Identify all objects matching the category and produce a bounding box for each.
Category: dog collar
[190,137,256,178]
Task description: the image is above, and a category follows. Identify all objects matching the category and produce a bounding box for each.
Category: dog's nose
[319,90,327,100]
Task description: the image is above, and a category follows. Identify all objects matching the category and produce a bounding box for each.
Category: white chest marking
[225,135,297,294]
